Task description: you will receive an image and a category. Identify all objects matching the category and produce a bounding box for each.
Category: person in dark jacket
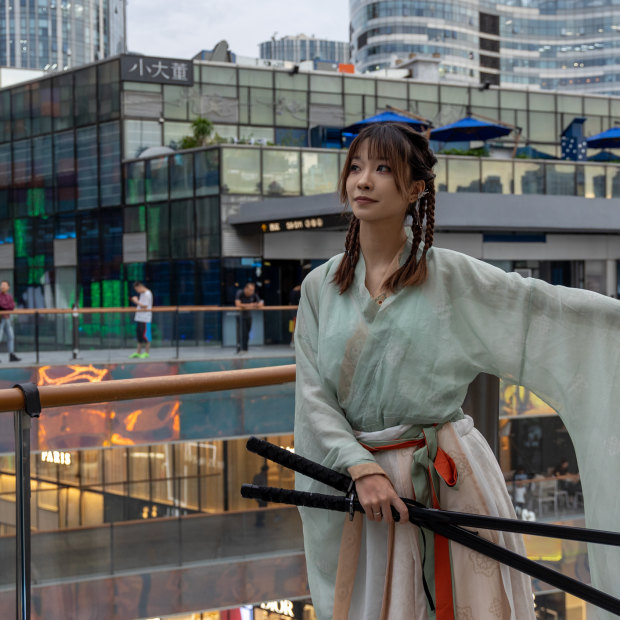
[0,280,20,362]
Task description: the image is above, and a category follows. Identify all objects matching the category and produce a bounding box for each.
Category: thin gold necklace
[365,240,406,305]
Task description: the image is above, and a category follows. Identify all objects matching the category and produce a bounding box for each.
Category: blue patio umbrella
[341,110,429,135]
[430,116,512,142]
[586,127,620,149]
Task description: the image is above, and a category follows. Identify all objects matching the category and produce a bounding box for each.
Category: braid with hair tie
[334,216,361,293]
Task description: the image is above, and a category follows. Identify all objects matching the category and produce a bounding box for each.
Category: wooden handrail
[7,305,299,316]
[0,364,296,413]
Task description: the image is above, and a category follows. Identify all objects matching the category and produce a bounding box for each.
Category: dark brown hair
[332,122,438,294]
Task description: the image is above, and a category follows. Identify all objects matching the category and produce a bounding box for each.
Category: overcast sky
[126,0,350,60]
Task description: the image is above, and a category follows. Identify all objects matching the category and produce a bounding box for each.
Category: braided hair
[332,122,438,294]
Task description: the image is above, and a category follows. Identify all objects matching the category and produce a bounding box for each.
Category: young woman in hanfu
[293,122,620,620]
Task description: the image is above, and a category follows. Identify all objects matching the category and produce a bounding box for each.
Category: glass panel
[471,88,499,108]
[239,69,272,87]
[528,111,556,143]
[607,166,620,198]
[31,80,52,135]
[435,157,447,193]
[310,75,342,93]
[124,120,162,159]
[170,152,194,199]
[12,140,31,185]
[500,89,526,109]
[146,157,169,202]
[11,85,31,139]
[100,122,121,207]
[125,205,146,233]
[98,60,120,121]
[55,131,76,212]
[409,83,438,102]
[546,164,576,196]
[302,151,339,195]
[440,85,468,105]
[481,160,513,194]
[344,94,363,125]
[53,74,74,131]
[249,87,274,125]
[377,80,406,98]
[274,70,308,90]
[196,197,220,257]
[164,121,192,150]
[557,95,582,114]
[125,160,145,205]
[129,445,149,500]
[221,148,260,194]
[239,126,274,144]
[195,149,219,196]
[344,76,375,95]
[201,65,237,85]
[147,202,170,259]
[584,165,606,199]
[529,92,555,112]
[583,97,608,116]
[0,90,11,142]
[274,90,307,127]
[262,150,300,196]
[163,85,189,120]
[170,199,195,258]
[75,67,97,126]
[514,162,545,195]
[447,158,480,192]
[76,126,98,210]
[33,136,54,215]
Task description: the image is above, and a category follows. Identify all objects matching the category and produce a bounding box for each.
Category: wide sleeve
[446,252,620,613]
[293,270,384,493]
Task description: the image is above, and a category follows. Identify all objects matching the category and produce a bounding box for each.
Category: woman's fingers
[354,474,411,524]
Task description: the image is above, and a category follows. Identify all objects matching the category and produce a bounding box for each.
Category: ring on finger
[373,510,383,518]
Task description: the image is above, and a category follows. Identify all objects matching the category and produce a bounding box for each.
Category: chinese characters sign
[121,55,194,86]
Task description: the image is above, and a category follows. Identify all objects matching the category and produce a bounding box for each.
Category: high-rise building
[349,0,620,95]
[0,0,126,71]
[259,33,350,64]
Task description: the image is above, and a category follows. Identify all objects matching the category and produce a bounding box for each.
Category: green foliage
[439,146,489,157]
[179,117,214,149]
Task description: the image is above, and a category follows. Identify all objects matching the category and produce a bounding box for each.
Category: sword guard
[346,479,357,521]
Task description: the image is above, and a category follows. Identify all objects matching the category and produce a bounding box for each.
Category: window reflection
[447,158,480,192]
[514,162,544,194]
[302,151,339,195]
[583,165,606,198]
[481,160,513,194]
[221,148,260,194]
[263,150,300,196]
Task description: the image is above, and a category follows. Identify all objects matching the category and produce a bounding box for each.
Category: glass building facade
[259,35,350,65]
[0,0,126,70]
[0,54,619,329]
[350,0,620,94]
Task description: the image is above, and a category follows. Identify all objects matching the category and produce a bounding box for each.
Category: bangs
[338,123,414,202]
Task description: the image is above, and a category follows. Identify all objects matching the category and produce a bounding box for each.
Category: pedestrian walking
[0,280,20,362]
[234,282,263,352]
[129,282,153,359]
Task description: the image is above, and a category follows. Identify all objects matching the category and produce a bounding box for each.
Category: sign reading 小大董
[120,55,194,86]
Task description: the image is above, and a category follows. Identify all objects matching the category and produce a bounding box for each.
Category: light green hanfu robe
[294,239,620,620]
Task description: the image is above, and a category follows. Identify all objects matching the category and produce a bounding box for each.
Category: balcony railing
[124,144,620,203]
[0,364,296,619]
[4,305,298,363]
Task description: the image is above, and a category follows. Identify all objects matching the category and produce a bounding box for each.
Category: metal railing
[5,305,299,363]
[0,364,296,619]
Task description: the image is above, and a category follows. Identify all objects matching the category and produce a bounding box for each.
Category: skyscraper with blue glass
[350,0,620,94]
[0,0,126,71]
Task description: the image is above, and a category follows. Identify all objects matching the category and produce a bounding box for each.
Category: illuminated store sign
[259,600,296,617]
[261,218,325,233]
[41,451,72,466]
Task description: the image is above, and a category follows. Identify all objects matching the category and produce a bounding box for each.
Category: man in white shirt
[129,282,153,359]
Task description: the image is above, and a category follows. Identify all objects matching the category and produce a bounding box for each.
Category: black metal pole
[72,304,79,360]
[14,410,31,620]
[175,308,180,360]
[34,312,39,365]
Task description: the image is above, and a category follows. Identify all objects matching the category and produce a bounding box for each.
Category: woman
[294,122,620,620]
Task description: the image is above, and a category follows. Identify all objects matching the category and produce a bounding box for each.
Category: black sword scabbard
[246,436,352,493]
[243,484,620,616]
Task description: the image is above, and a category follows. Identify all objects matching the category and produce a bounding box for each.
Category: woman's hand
[355,474,409,524]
